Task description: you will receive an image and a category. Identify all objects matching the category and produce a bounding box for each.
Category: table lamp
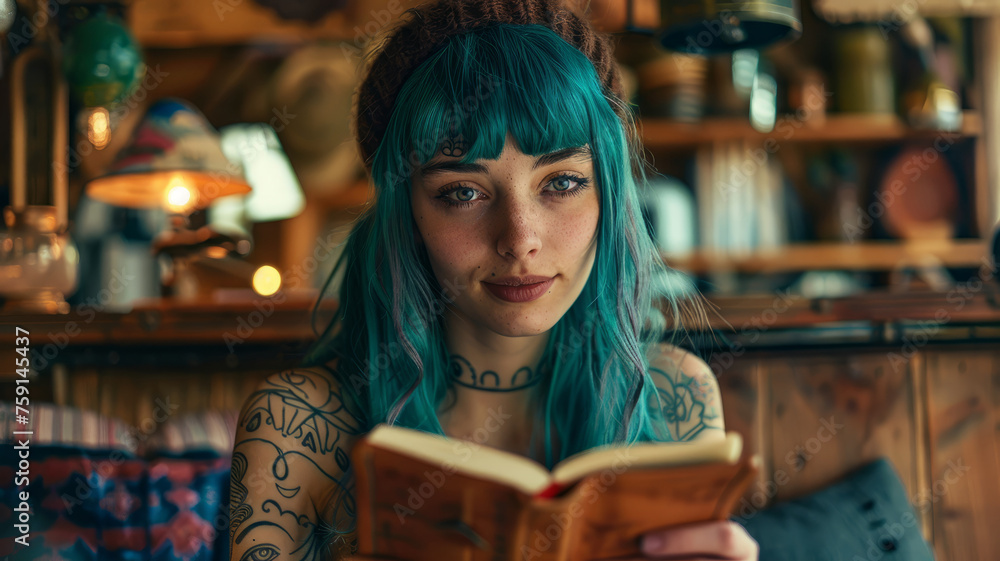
[84,98,252,299]
[86,98,251,210]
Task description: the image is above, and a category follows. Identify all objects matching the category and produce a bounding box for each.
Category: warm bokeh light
[164,177,198,213]
[252,265,281,296]
[204,246,228,259]
[166,185,191,207]
[87,108,110,149]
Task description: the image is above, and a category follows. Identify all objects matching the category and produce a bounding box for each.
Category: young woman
[229,1,758,560]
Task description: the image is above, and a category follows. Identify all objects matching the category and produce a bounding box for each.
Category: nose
[496,195,541,260]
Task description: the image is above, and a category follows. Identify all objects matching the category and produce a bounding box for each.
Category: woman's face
[410,134,600,336]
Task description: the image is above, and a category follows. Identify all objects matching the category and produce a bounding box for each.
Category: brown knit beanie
[354,0,629,172]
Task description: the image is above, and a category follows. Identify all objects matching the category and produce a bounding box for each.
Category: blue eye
[454,187,478,202]
[435,185,483,208]
[434,174,591,209]
[547,174,589,194]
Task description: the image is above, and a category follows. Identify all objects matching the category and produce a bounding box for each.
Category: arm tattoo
[230,369,365,561]
[242,370,362,455]
[649,347,724,441]
[650,367,723,440]
[230,452,253,540]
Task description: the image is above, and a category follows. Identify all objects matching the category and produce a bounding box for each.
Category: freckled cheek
[413,200,476,269]
[552,209,599,256]
[421,223,487,274]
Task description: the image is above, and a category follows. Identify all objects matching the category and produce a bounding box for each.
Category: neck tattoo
[447,353,549,392]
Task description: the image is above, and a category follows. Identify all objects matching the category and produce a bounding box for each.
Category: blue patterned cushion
[1,446,231,561]
[735,458,935,561]
[1,397,235,561]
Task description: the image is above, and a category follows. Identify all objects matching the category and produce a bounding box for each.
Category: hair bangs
[380,24,609,176]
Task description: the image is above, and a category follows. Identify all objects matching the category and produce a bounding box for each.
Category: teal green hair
[304,23,700,472]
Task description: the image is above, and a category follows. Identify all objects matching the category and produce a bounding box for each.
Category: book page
[365,424,554,495]
[550,431,743,485]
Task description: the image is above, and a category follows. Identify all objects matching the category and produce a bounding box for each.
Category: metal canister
[835,26,896,114]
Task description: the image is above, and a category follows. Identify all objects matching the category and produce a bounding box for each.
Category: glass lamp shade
[658,0,802,54]
[85,99,251,212]
[219,123,304,222]
[1,0,15,34]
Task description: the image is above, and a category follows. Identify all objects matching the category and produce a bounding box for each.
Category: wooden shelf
[129,0,355,47]
[706,289,1000,329]
[664,240,989,274]
[639,111,982,148]
[128,0,596,47]
[0,289,331,348]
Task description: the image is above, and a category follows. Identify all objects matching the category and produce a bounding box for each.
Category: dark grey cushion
[734,458,935,561]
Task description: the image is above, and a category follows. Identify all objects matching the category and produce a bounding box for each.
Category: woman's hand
[609,520,759,561]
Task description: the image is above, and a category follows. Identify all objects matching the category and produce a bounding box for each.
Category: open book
[352,424,760,561]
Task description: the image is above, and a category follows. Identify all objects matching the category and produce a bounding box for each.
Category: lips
[485,275,554,286]
[482,276,555,303]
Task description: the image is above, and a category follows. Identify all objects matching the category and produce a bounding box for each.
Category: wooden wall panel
[716,358,773,516]
[924,350,1000,561]
[764,352,921,513]
[67,368,100,413]
[57,368,272,426]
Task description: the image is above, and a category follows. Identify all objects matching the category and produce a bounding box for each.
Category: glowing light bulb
[252,265,281,296]
[167,185,190,207]
[87,108,110,149]
[164,176,198,213]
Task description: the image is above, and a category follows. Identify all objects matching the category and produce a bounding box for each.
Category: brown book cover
[352,424,760,561]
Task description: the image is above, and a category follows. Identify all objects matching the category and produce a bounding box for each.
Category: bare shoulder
[238,366,369,512]
[230,366,367,561]
[648,342,715,379]
[239,366,367,452]
[647,342,725,441]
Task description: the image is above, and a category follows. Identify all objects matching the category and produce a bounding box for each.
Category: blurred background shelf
[310,178,374,211]
[129,0,355,47]
[663,239,988,274]
[639,111,982,148]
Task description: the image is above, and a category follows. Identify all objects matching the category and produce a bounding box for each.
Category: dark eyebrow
[418,145,592,178]
[418,160,489,178]
[532,145,591,170]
